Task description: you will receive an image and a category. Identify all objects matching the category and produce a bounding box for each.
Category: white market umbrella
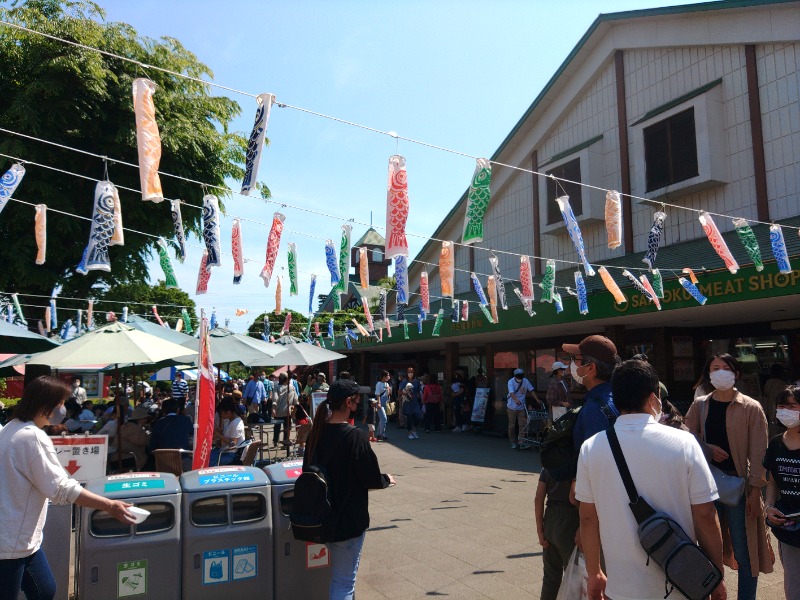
[178,327,285,366]
[28,322,197,368]
[246,336,346,367]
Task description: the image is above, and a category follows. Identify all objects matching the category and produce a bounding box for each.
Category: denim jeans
[376,403,387,438]
[716,496,758,600]
[0,548,56,600]
[327,532,365,600]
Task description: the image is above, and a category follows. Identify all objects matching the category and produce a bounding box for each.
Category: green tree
[99,280,197,329]
[0,0,247,298]
[247,309,309,340]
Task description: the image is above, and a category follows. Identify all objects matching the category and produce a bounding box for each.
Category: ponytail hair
[303,386,356,464]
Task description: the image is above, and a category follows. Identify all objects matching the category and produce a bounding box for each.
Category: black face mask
[514,376,523,381]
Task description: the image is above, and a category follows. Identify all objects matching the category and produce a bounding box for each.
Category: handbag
[708,464,746,507]
[699,399,746,507]
[606,426,722,600]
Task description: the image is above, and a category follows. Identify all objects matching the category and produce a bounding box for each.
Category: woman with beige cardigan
[685,353,773,600]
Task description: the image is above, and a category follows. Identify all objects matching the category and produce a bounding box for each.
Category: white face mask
[570,361,584,386]
[651,395,663,421]
[709,369,736,391]
[776,409,800,429]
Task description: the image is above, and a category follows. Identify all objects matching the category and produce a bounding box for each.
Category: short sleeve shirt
[507,378,534,411]
[576,414,717,600]
[763,434,800,547]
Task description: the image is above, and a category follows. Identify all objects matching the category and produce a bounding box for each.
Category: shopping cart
[518,404,549,450]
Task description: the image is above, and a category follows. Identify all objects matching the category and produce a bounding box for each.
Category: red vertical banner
[192,314,216,470]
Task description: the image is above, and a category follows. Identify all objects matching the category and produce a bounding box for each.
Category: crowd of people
[536,333,800,600]
[3,347,799,600]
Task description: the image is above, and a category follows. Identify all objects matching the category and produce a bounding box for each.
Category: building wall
[758,43,800,221]
[537,61,622,267]
[407,16,800,308]
[626,45,759,250]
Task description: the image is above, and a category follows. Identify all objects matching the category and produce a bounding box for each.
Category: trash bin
[263,459,331,600]
[77,472,182,600]
[179,466,273,600]
[18,503,73,600]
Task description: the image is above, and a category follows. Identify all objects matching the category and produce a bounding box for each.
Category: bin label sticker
[283,460,303,479]
[232,545,257,580]
[306,543,329,569]
[198,466,246,475]
[105,479,166,493]
[117,560,147,597]
[108,473,161,480]
[198,473,254,486]
[202,549,229,584]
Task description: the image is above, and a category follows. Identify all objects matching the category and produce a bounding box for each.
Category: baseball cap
[551,361,568,371]
[513,368,524,376]
[327,379,371,402]
[562,335,618,365]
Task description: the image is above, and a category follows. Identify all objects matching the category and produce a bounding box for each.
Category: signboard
[50,435,108,484]
[117,560,147,598]
[311,392,328,419]
[470,388,490,423]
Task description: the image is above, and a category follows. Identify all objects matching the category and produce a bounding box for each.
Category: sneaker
[461,425,469,432]
[413,432,419,439]
[510,443,518,449]
[518,444,531,450]
[408,434,415,440]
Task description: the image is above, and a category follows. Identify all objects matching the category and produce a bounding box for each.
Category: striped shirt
[171,378,189,402]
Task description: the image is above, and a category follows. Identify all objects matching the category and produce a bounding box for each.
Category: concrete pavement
[357,426,786,599]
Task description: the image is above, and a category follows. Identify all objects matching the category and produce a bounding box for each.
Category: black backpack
[540,400,616,481]
[290,427,354,543]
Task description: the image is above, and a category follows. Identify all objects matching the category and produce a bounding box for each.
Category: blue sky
[97,0,710,332]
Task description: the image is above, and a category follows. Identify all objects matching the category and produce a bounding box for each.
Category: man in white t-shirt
[506,368,539,450]
[575,360,726,600]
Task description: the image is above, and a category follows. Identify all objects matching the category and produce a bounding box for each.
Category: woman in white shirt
[210,400,246,466]
[0,376,134,599]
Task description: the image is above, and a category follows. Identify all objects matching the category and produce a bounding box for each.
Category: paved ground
[357,425,786,600]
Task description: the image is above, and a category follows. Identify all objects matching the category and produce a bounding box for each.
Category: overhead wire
[1,19,795,333]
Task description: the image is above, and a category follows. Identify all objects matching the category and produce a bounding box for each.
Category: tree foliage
[246,308,369,340]
[98,280,197,329]
[0,0,247,298]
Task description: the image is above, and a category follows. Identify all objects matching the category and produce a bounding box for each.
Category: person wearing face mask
[562,335,620,457]
[685,353,772,600]
[546,362,570,422]
[506,368,539,449]
[763,386,800,600]
[0,376,135,599]
[576,360,726,600]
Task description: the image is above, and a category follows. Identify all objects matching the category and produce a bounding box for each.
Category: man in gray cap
[506,368,540,449]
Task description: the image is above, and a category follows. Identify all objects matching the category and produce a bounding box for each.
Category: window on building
[372,248,383,262]
[546,158,583,225]
[644,107,699,191]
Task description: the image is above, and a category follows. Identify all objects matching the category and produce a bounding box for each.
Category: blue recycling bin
[263,460,331,600]
[77,472,182,600]
[179,466,273,600]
